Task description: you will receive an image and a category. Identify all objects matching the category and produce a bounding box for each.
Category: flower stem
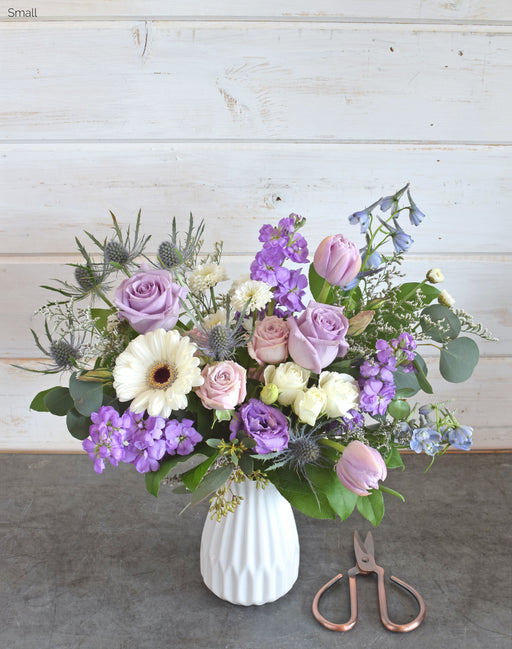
[317,279,332,303]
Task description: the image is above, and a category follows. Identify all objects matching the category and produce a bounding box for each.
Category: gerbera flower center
[148,362,177,390]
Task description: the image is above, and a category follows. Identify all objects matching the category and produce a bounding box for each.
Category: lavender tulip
[336,441,387,496]
[313,235,361,287]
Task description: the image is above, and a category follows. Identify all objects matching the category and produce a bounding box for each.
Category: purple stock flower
[164,418,202,455]
[250,246,285,283]
[273,267,307,314]
[82,406,130,474]
[123,411,166,473]
[410,427,443,456]
[359,378,396,416]
[231,398,290,455]
[284,232,309,263]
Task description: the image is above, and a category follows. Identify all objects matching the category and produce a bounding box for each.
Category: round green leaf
[69,373,104,417]
[66,408,91,440]
[440,337,480,383]
[420,304,461,343]
[44,387,74,416]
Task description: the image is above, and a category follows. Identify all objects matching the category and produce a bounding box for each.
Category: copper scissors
[312,531,426,633]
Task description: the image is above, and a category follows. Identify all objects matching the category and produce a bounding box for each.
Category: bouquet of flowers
[26,184,496,526]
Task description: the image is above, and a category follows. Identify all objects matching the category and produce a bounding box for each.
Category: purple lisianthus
[113,263,187,334]
[164,418,202,455]
[231,398,289,455]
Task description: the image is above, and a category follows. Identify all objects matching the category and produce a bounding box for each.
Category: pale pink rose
[248,316,290,365]
[195,361,247,410]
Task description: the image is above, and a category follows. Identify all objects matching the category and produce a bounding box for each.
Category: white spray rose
[264,362,311,407]
[293,387,327,426]
[318,371,360,418]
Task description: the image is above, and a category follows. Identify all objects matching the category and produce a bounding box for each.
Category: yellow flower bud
[260,383,279,405]
[438,289,455,307]
[426,268,445,284]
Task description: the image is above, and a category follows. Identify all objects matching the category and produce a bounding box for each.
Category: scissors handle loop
[312,573,358,632]
[378,573,426,633]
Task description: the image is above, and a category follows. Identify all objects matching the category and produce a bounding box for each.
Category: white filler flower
[231,279,273,313]
[113,329,203,418]
[189,262,228,293]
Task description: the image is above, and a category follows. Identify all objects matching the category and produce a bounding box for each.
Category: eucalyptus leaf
[440,337,480,383]
[420,304,461,343]
[66,408,91,440]
[69,373,105,417]
[44,387,74,416]
[413,354,433,395]
[30,387,56,412]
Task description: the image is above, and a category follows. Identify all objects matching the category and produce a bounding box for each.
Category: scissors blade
[363,531,375,557]
[353,530,376,566]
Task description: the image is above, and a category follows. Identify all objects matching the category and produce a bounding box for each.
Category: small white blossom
[231,279,273,313]
[189,263,228,293]
[438,289,455,307]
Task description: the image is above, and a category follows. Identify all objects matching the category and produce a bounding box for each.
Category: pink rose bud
[248,316,290,365]
[313,235,361,287]
[336,440,387,496]
[195,361,247,410]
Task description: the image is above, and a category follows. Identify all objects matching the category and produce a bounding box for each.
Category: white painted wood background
[0,1,510,451]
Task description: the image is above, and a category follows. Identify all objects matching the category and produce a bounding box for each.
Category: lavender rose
[336,440,387,496]
[287,300,349,374]
[195,361,247,410]
[248,316,290,365]
[230,398,289,454]
[114,263,186,334]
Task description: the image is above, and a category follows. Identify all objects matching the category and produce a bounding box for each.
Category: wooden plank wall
[0,2,510,451]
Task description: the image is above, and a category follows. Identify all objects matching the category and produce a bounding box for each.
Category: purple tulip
[336,441,387,496]
[313,235,361,287]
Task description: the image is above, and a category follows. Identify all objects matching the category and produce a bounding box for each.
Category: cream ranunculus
[293,387,327,426]
[318,371,360,418]
[264,362,310,407]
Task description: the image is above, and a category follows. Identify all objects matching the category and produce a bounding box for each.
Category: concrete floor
[1,453,511,649]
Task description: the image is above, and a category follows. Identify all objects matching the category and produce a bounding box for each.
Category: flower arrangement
[26,185,496,526]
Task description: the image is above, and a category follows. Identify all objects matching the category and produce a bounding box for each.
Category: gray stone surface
[1,453,511,649]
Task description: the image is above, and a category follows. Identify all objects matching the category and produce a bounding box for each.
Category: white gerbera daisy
[231,279,273,313]
[113,329,204,418]
[188,262,228,293]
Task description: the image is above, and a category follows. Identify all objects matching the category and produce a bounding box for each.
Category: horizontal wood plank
[1,22,511,141]
[0,1,510,21]
[2,356,509,451]
[1,143,511,255]
[1,255,507,358]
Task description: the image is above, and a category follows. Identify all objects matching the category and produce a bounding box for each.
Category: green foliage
[181,453,219,492]
[69,373,104,417]
[440,337,480,383]
[308,264,334,304]
[420,304,461,343]
[145,455,198,497]
[66,408,91,440]
[356,489,385,527]
[30,388,55,412]
[44,387,74,416]
[190,465,234,505]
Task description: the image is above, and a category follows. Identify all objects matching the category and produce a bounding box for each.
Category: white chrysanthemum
[113,329,204,418]
[231,279,273,313]
[189,263,228,293]
[202,309,230,329]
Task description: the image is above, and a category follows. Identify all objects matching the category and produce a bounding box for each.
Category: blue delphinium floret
[407,189,426,226]
[410,427,443,456]
[348,198,382,233]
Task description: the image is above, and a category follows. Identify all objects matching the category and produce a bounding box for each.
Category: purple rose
[287,300,349,374]
[336,441,387,496]
[231,398,289,455]
[113,263,187,334]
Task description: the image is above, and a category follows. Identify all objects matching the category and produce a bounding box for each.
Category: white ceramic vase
[200,479,300,606]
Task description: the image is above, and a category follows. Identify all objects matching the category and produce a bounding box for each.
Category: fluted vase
[200,479,300,606]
